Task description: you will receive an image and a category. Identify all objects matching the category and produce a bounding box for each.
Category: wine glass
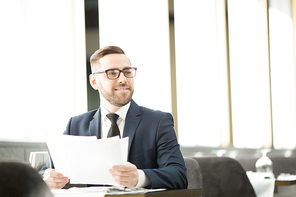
[255,149,273,173]
[29,151,51,180]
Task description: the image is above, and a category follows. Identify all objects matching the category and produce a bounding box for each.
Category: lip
[115,86,130,92]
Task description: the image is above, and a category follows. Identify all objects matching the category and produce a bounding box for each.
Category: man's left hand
[109,162,138,187]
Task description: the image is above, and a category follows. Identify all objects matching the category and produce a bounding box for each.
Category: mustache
[114,83,129,88]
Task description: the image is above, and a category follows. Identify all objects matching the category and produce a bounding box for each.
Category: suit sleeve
[142,113,188,189]
[63,117,72,135]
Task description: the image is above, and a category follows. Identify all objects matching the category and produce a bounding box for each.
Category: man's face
[91,54,134,107]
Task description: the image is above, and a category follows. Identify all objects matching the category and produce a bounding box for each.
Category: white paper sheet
[51,187,109,197]
[46,134,128,186]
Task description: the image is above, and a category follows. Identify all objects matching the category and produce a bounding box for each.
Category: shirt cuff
[135,169,151,188]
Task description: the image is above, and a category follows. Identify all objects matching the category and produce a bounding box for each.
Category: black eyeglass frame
[92,67,137,80]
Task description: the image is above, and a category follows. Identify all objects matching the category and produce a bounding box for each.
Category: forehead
[98,54,131,70]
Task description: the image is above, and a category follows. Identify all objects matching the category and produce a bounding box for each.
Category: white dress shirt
[100,102,130,139]
[100,102,150,188]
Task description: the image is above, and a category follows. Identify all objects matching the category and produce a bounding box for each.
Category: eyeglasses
[92,67,137,80]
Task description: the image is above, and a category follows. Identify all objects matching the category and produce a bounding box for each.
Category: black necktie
[106,113,121,138]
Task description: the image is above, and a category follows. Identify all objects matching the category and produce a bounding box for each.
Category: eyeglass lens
[106,68,135,79]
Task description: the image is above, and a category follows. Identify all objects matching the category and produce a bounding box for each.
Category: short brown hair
[90,45,125,68]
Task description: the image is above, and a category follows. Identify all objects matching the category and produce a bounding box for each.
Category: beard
[99,84,134,107]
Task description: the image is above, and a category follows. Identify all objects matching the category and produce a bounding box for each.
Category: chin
[108,98,131,107]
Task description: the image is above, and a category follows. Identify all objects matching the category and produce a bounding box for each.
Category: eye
[123,68,134,76]
[124,70,132,75]
[107,70,119,76]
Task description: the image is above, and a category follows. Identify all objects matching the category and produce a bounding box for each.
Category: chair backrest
[184,157,203,189]
[0,162,53,197]
[193,157,256,197]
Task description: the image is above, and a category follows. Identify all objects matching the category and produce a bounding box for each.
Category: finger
[111,162,136,172]
[110,163,138,178]
[114,177,137,187]
[111,170,138,187]
[109,162,138,187]
[49,169,66,178]
[112,171,137,181]
[45,170,69,189]
[45,177,69,189]
[111,170,137,179]
[46,179,68,189]
[46,181,67,189]
[47,175,69,183]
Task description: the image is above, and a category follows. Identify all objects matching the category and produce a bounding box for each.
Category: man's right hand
[44,169,69,189]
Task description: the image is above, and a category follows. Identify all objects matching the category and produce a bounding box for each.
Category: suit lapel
[88,101,141,151]
[89,108,101,139]
[123,100,141,156]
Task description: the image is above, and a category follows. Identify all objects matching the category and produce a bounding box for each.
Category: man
[45,46,188,189]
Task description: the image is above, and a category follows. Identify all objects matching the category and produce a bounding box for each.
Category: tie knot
[106,113,119,124]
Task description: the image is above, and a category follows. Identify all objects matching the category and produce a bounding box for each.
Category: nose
[117,71,127,83]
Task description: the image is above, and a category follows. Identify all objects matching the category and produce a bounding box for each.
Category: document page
[46,134,129,186]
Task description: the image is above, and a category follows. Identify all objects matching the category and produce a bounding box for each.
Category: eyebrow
[106,67,132,70]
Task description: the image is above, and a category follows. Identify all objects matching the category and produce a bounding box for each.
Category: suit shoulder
[71,109,98,122]
[64,109,98,135]
[138,105,173,120]
[139,105,165,114]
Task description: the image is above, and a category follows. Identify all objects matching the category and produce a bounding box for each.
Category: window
[174,0,229,147]
[2,0,296,148]
[269,0,296,149]
[228,0,272,148]
[0,0,87,141]
[99,0,172,113]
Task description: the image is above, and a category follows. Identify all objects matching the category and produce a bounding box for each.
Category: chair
[0,162,53,197]
[193,157,256,197]
[184,157,203,190]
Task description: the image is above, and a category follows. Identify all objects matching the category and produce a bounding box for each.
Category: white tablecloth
[247,171,275,197]
[51,187,166,197]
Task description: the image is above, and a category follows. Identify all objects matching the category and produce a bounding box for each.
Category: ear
[89,74,100,90]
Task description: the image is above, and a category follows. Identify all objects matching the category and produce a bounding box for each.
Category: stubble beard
[100,85,134,107]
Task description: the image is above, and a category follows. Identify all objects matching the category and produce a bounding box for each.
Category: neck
[100,96,121,113]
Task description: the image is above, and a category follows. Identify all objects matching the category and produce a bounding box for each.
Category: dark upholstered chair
[184,157,203,190]
[193,157,256,197]
[0,162,53,197]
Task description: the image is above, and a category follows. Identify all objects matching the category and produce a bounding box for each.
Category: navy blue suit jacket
[63,100,188,189]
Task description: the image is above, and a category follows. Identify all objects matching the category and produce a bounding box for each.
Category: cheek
[129,80,135,89]
[98,79,114,92]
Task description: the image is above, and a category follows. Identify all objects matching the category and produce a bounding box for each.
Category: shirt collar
[101,101,131,121]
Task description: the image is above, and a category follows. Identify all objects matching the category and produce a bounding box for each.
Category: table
[274,179,296,197]
[275,179,296,186]
[105,188,204,197]
[52,188,204,197]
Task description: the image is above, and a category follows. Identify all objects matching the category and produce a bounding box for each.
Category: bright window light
[0,0,87,141]
[99,0,172,113]
[228,0,272,148]
[269,0,296,149]
[174,0,225,147]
